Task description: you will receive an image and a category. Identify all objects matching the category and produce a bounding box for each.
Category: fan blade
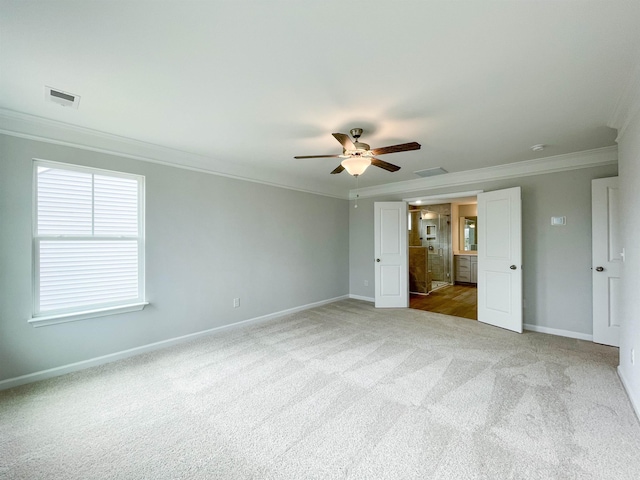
[371,158,401,172]
[330,164,345,174]
[370,142,421,156]
[294,154,341,159]
[332,133,356,151]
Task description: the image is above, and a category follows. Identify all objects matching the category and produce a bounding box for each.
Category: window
[31,160,146,326]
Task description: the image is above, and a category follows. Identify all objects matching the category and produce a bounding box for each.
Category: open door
[477,187,523,333]
[374,202,408,308]
[592,177,621,346]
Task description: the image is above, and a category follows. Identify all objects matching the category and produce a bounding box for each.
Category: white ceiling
[2,1,639,198]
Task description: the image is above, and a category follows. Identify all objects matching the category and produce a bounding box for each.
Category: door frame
[404,191,484,296]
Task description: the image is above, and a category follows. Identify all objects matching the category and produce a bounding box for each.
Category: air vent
[414,167,448,178]
[45,86,80,109]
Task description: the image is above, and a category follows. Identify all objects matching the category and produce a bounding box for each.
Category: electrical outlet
[632,349,635,365]
[364,280,369,287]
[233,298,240,308]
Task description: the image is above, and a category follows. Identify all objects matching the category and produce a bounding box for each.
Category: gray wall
[349,163,618,336]
[0,134,349,381]
[618,109,640,414]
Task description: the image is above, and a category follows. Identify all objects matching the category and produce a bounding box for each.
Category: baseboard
[349,294,375,303]
[523,323,593,341]
[0,295,350,391]
[618,366,640,423]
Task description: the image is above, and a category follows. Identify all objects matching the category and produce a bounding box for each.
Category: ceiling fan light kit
[341,156,371,176]
[294,128,421,176]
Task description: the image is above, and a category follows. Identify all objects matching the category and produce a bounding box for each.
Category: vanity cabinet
[455,255,477,284]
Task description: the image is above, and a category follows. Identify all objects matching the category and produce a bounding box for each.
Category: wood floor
[410,284,477,320]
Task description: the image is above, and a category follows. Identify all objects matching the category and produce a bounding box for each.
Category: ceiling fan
[294,128,421,176]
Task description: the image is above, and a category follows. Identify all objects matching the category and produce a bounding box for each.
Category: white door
[374,202,408,308]
[592,177,621,347]
[477,187,523,333]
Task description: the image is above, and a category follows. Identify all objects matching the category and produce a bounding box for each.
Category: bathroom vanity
[455,254,477,284]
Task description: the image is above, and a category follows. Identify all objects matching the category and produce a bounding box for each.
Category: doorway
[408,205,452,294]
[407,196,478,320]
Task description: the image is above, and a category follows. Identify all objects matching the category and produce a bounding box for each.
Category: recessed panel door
[592,177,621,347]
[477,187,523,333]
[375,202,408,308]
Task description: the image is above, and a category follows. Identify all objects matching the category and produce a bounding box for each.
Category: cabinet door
[456,256,470,282]
[470,257,478,284]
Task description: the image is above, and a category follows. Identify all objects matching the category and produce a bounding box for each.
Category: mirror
[459,216,477,252]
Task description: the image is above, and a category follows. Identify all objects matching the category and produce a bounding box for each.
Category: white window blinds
[34,161,145,317]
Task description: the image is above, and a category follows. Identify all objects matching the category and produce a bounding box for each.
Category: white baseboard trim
[617,366,640,423]
[0,295,350,391]
[523,323,593,341]
[349,294,375,303]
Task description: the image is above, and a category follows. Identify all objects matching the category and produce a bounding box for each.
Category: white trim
[609,59,640,142]
[0,295,349,391]
[349,146,618,199]
[617,366,640,423]
[523,323,593,341]
[35,157,146,181]
[0,109,346,200]
[349,294,375,302]
[29,302,149,327]
[403,190,483,204]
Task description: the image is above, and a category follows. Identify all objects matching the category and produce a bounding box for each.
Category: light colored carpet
[1,299,639,479]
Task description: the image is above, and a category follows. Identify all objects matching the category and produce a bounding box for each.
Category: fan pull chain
[354,175,359,208]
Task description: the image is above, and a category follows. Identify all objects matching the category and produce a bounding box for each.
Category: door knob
[595,266,604,272]
[510,265,517,270]
[376,259,381,262]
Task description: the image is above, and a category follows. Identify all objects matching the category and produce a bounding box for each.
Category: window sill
[29,302,149,327]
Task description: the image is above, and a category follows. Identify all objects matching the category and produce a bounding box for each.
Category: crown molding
[349,146,618,200]
[0,109,347,199]
[609,58,640,142]
[0,109,619,203]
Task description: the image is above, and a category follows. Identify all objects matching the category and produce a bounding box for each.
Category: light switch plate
[551,216,566,226]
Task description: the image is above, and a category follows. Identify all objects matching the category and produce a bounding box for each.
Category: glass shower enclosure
[409,207,452,294]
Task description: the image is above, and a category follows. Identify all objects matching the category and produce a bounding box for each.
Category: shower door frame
[419,209,452,289]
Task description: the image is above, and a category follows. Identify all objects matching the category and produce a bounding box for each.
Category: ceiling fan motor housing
[353,141,370,153]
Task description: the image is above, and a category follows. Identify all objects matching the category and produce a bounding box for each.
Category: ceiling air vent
[414,167,448,178]
[45,86,80,109]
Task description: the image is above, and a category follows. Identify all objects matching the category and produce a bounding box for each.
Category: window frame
[30,159,147,327]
